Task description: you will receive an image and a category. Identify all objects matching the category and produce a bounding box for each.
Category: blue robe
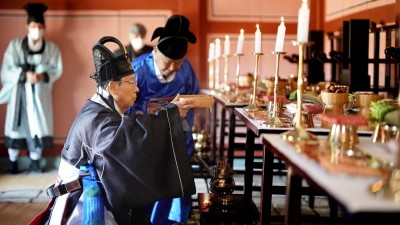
[126,52,200,224]
[0,37,62,151]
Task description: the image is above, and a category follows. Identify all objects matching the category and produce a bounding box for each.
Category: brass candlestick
[222,54,230,93]
[234,53,246,103]
[281,42,318,145]
[214,56,220,91]
[244,52,263,112]
[208,58,214,89]
[264,51,286,127]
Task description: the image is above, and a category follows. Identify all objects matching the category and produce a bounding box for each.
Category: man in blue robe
[125,15,200,225]
[0,3,63,173]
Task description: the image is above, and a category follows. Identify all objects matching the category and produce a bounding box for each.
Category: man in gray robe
[0,3,63,173]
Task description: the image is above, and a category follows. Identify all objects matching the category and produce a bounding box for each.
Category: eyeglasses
[118,80,137,86]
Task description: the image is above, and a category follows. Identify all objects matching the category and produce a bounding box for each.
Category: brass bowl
[356,92,383,107]
[321,91,349,107]
[356,92,384,120]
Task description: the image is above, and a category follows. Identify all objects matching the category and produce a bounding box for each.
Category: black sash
[11,37,45,151]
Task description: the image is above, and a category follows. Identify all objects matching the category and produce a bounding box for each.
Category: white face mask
[130,38,144,50]
[28,27,43,41]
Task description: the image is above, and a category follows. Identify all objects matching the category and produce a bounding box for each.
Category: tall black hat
[23,3,48,25]
[91,36,134,84]
[151,15,197,60]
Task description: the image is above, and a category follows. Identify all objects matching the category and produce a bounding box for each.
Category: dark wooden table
[212,94,249,166]
[197,193,260,225]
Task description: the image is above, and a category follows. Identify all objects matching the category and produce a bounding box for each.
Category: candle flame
[281,16,284,22]
[215,38,220,44]
[225,35,229,40]
[256,24,259,29]
[240,29,244,34]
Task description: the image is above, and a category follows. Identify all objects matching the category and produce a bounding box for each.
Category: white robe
[0,37,62,143]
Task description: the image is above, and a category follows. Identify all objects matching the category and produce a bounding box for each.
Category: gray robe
[0,37,62,150]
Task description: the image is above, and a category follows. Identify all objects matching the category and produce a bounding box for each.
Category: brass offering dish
[320,85,349,128]
[319,114,368,148]
[286,102,324,128]
[315,114,392,177]
[356,92,384,121]
[328,123,359,146]
[263,95,291,124]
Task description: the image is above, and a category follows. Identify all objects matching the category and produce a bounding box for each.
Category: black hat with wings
[151,15,197,60]
[91,36,134,84]
[23,3,48,25]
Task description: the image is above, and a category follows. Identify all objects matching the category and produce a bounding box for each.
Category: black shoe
[29,159,42,173]
[7,160,19,174]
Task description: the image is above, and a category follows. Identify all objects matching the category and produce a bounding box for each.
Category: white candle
[255,24,262,53]
[297,0,310,43]
[236,29,244,54]
[224,35,230,55]
[215,38,221,58]
[208,43,215,61]
[274,17,286,52]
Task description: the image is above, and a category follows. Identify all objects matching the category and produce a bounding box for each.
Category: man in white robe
[0,3,62,173]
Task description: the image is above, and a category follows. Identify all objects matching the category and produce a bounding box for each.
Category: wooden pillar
[307,30,325,84]
[341,19,370,92]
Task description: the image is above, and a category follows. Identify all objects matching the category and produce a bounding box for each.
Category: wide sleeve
[91,104,196,211]
[35,41,63,86]
[0,39,23,104]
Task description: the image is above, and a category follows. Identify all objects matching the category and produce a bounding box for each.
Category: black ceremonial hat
[151,15,197,60]
[23,3,48,25]
[91,36,134,84]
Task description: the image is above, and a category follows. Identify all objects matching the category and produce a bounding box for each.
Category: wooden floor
[0,202,48,225]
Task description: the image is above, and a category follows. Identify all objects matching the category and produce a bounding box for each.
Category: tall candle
[275,17,286,52]
[208,43,215,61]
[224,35,230,55]
[255,24,262,53]
[215,38,221,58]
[297,0,310,43]
[236,29,244,54]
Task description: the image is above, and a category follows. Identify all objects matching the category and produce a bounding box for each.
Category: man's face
[154,47,184,77]
[27,22,45,40]
[112,74,139,112]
